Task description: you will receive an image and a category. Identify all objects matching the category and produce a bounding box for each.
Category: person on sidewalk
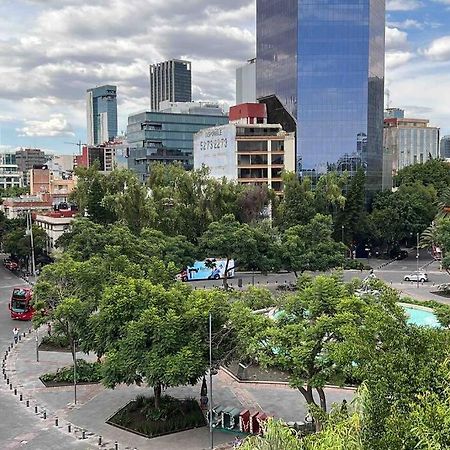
[13,327,19,344]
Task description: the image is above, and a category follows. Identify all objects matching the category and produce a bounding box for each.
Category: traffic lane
[186,269,449,290]
[0,266,31,350]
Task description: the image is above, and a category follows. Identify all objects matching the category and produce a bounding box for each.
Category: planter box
[39,377,100,388]
[106,398,207,439]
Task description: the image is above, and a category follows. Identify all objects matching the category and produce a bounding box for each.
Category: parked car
[404,272,428,282]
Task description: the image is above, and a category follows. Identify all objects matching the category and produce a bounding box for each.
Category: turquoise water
[402,306,441,328]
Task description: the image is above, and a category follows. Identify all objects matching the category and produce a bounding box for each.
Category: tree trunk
[316,387,327,413]
[293,270,298,278]
[222,258,229,290]
[154,384,162,410]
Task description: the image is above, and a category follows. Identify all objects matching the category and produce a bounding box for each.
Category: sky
[1,0,450,155]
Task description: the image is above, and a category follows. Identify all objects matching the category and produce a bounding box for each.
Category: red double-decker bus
[9,288,34,321]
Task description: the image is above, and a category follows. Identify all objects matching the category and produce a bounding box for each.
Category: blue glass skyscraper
[257,0,385,192]
[86,85,118,146]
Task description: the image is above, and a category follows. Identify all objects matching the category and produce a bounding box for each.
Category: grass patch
[108,395,206,438]
[40,359,102,385]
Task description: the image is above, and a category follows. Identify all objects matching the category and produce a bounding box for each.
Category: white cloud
[16,114,75,137]
[386,51,415,69]
[386,0,423,11]
[387,19,423,29]
[385,26,409,51]
[422,36,450,61]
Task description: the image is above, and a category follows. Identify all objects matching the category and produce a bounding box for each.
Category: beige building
[34,210,76,253]
[29,166,76,204]
[193,103,295,195]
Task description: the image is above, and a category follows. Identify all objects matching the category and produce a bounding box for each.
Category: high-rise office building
[383,116,439,189]
[256,0,385,193]
[127,103,227,182]
[440,136,450,159]
[236,58,257,104]
[150,60,192,111]
[86,85,118,146]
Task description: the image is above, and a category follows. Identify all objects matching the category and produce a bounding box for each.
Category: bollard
[26,399,29,407]
[34,405,38,413]
[28,329,32,334]
[98,435,102,446]
[68,424,72,433]
[3,373,6,380]
[82,430,86,439]
[9,383,12,390]
[19,393,23,401]
[18,335,21,342]
[22,332,26,338]
[14,388,17,395]
[6,378,9,384]
[43,410,46,420]
[55,417,58,427]
[115,441,119,450]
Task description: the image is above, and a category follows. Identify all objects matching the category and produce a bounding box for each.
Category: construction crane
[64,140,83,154]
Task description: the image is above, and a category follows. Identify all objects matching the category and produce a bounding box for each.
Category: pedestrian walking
[13,327,19,344]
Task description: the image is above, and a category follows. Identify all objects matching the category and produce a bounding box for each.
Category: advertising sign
[193,125,237,179]
[178,258,235,282]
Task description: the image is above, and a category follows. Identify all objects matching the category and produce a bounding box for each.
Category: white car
[404,272,428,282]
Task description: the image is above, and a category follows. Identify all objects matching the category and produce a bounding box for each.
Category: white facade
[0,164,22,190]
[194,123,295,194]
[236,59,256,104]
[194,125,238,179]
[34,214,75,252]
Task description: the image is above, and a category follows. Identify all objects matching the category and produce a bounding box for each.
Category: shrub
[41,359,102,384]
[109,395,206,437]
[40,334,71,349]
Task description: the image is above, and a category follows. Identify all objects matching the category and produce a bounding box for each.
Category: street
[0,264,95,449]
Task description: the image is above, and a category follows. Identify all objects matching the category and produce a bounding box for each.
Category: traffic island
[106,395,207,438]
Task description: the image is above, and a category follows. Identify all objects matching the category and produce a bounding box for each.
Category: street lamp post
[209,313,213,450]
[341,225,344,243]
[26,210,36,277]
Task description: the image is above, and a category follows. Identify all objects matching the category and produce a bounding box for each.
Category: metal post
[35,330,39,363]
[28,211,36,277]
[209,312,213,450]
[341,225,344,243]
[416,232,420,289]
[73,336,77,405]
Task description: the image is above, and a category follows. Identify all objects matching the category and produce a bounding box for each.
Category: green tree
[335,168,366,245]
[98,280,232,409]
[231,275,408,429]
[4,225,46,260]
[280,214,346,276]
[198,214,257,289]
[367,182,437,252]
[275,173,316,229]
[395,159,450,194]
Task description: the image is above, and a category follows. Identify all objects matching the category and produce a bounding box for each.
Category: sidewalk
[3,331,354,450]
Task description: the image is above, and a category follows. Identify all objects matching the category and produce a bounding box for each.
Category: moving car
[404,272,428,282]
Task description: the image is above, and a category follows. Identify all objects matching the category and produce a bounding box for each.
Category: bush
[109,395,206,437]
[41,359,102,384]
[40,334,71,349]
[342,259,365,270]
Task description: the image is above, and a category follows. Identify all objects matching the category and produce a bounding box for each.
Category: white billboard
[194,124,237,180]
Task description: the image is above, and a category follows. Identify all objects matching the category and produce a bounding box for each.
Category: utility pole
[26,211,36,277]
[416,232,420,289]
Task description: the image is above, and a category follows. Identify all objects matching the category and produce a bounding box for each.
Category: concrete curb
[220,366,357,392]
